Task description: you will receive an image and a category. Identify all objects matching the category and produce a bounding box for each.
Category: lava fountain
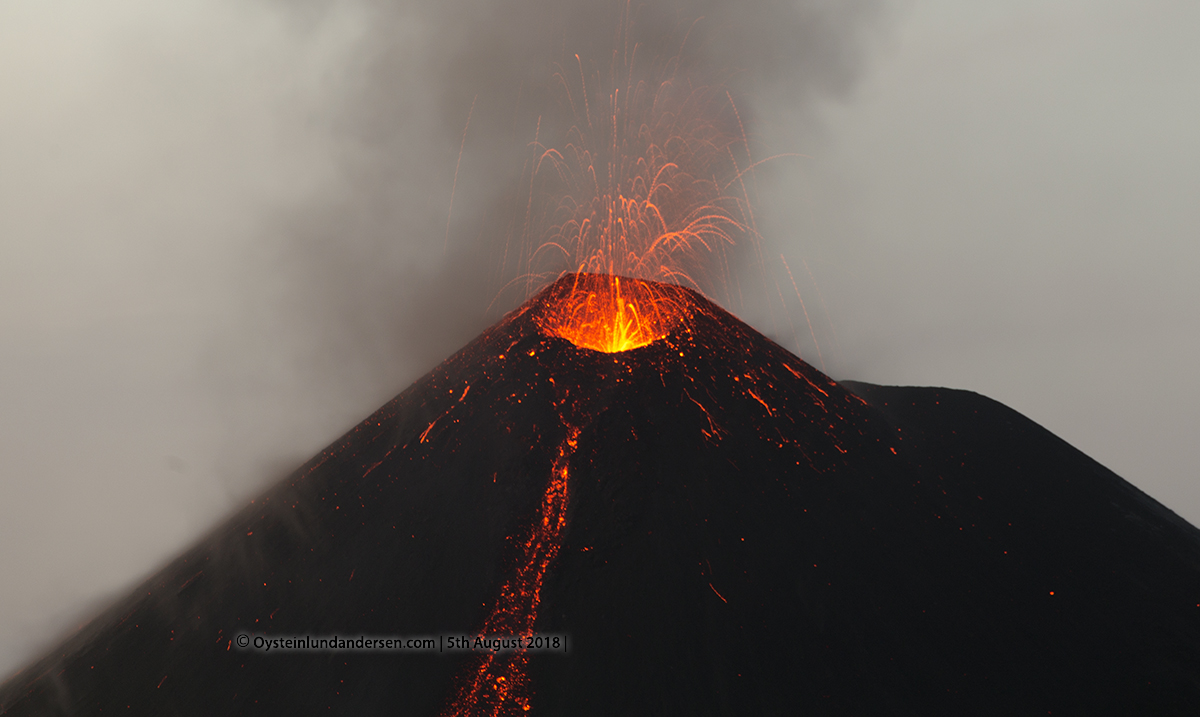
[515,39,757,355]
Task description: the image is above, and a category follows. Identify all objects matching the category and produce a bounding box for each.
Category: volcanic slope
[2,274,1199,716]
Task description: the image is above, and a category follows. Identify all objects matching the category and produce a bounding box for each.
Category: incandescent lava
[532,273,683,353]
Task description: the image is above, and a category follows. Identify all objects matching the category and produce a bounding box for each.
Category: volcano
[3,273,1199,716]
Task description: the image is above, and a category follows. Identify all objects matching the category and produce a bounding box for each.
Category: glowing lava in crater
[533,273,680,353]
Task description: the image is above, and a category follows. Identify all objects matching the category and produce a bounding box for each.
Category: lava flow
[442,425,580,717]
[441,278,685,717]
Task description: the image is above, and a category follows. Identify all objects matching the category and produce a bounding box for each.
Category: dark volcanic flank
[2,275,1199,716]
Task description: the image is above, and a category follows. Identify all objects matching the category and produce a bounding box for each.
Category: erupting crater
[532,273,684,353]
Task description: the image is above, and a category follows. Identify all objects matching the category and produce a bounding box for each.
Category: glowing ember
[528,80,746,290]
[520,76,750,353]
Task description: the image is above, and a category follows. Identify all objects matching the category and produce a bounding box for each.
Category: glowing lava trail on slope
[442,424,580,716]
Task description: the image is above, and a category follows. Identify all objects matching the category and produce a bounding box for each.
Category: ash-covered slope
[2,275,1198,716]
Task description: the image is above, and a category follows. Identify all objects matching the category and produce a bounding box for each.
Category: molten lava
[533,273,679,353]
[442,426,580,717]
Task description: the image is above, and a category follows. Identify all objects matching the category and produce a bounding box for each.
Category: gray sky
[1,0,1197,681]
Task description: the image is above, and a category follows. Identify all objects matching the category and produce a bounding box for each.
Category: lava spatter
[532,273,682,354]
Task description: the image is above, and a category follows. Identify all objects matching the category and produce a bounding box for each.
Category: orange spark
[518,37,755,353]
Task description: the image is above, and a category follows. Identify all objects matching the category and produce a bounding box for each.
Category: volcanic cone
[2,274,1199,716]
